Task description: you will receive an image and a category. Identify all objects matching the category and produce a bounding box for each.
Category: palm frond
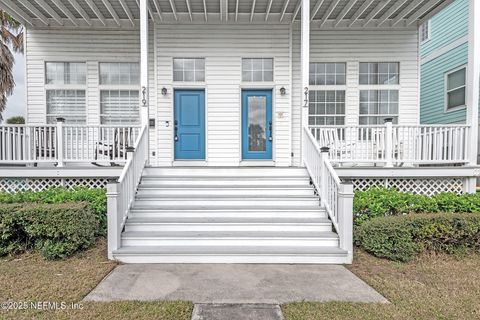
[0,9,23,119]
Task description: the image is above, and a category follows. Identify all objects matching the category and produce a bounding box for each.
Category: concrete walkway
[84,264,387,304]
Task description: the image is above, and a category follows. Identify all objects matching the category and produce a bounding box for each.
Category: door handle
[269,121,273,142]
[174,120,179,142]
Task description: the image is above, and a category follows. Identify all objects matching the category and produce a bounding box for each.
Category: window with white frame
[309,91,346,126]
[45,62,87,124]
[99,62,140,125]
[308,63,346,127]
[242,58,273,82]
[309,63,346,85]
[445,66,466,111]
[420,21,431,43]
[359,62,399,85]
[359,90,399,125]
[173,58,205,82]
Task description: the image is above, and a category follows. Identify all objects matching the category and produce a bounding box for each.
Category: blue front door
[242,90,273,160]
[174,90,206,160]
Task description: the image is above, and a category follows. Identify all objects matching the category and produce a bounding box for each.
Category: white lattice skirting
[352,178,465,196]
[0,178,108,193]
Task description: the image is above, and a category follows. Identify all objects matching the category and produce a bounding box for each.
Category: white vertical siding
[291,26,420,166]
[155,24,292,167]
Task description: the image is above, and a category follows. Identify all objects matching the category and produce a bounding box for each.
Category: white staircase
[112,167,349,263]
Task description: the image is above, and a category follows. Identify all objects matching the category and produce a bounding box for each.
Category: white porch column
[467,0,480,166]
[300,0,310,165]
[140,0,150,162]
[140,0,149,127]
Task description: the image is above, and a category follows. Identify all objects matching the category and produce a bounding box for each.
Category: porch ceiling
[1,0,454,28]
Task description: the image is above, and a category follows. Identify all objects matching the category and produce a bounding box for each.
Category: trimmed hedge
[355,213,480,262]
[0,187,106,235]
[354,188,480,226]
[0,202,98,259]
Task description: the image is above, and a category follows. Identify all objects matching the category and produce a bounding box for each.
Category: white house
[0,0,479,264]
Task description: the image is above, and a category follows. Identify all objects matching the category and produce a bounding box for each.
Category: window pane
[100,63,140,85]
[173,59,183,71]
[264,71,273,82]
[336,75,346,85]
[326,75,335,85]
[100,90,140,124]
[242,59,252,71]
[248,96,267,152]
[308,90,346,127]
[46,90,86,124]
[448,87,466,109]
[184,71,195,82]
[252,71,263,82]
[358,90,399,123]
[173,58,205,82]
[309,62,346,86]
[447,68,466,90]
[359,62,399,85]
[173,71,183,82]
[242,58,274,82]
[252,59,263,70]
[420,21,430,42]
[263,58,273,70]
[195,71,205,82]
[46,62,86,85]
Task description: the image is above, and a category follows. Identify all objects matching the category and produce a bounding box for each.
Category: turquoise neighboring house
[420,0,474,124]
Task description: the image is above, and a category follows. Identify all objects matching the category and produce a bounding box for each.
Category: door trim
[241,89,274,161]
[173,89,206,161]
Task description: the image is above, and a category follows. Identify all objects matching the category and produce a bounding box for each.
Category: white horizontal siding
[25,24,420,168]
[156,24,292,167]
[291,26,420,166]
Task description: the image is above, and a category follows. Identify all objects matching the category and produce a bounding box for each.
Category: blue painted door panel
[242,90,273,160]
[174,90,206,160]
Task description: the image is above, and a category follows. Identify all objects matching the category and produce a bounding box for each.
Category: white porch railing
[107,125,148,258]
[303,127,354,262]
[309,122,470,166]
[0,120,140,165]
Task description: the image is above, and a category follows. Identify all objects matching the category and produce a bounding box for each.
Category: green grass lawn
[1,238,479,319]
[0,238,193,320]
[282,250,480,320]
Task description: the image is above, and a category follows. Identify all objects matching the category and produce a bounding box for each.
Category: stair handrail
[107,125,148,259]
[303,126,354,263]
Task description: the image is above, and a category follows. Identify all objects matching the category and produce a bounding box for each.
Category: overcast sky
[4,52,26,120]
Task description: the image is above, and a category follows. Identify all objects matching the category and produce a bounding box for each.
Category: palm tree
[1,10,23,121]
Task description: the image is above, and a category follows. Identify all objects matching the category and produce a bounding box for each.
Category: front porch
[1,0,480,264]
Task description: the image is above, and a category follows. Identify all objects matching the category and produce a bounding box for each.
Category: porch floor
[84,263,387,304]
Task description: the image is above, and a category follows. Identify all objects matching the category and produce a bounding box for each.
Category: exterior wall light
[280,87,286,96]
[161,87,168,96]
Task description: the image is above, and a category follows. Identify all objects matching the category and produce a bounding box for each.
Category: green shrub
[354,188,480,226]
[6,116,25,124]
[0,202,98,259]
[355,213,480,262]
[0,187,106,235]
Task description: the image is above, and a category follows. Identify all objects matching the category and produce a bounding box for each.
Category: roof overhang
[0,0,455,29]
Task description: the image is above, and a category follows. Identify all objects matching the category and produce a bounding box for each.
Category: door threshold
[240,161,275,167]
[172,161,208,167]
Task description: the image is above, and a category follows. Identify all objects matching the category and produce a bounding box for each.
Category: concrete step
[121,230,339,247]
[112,246,349,264]
[140,177,311,187]
[124,217,333,232]
[136,186,315,197]
[143,167,309,177]
[133,195,320,207]
[129,207,327,219]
